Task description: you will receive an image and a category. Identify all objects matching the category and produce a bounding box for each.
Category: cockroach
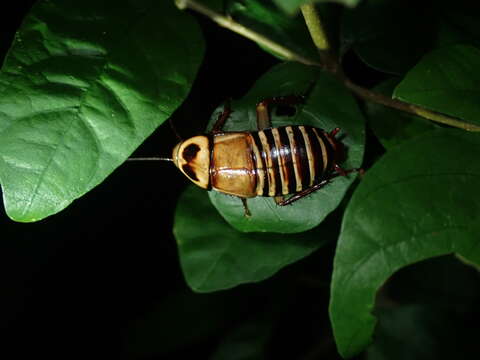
[131,96,359,216]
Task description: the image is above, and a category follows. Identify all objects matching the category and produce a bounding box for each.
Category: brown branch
[299,2,480,132]
[300,3,340,75]
[175,0,321,66]
[176,0,480,132]
[344,80,480,131]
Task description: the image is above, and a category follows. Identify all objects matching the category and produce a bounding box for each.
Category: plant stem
[300,3,329,51]
[299,1,480,132]
[175,0,321,66]
[176,0,480,132]
[344,80,480,131]
[300,3,339,74]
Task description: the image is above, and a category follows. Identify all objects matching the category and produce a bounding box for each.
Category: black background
[5,2,479,360]
[0,1,297,359]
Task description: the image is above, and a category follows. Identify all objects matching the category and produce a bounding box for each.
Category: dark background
[4,2,479,360]
[0,1,324,359]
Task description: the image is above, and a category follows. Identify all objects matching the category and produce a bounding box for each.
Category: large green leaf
[366,78,438,150]
[207,62,365,233]
[341,0,436,74]
[329,129,480,358]
[0,0,204,221]
[223,0,317,62]
[174,185,333,292]
[394,45,480,127]
[273,0,361,14]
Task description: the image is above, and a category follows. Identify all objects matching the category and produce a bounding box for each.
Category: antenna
[169,118,183,142]
[126,118,182,162]
[127,157,173,162]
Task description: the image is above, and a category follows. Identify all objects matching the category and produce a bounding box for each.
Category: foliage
[1,0,479,359]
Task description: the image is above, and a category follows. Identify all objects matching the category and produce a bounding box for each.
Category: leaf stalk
[175,0,321,66]
[176,0,480,132]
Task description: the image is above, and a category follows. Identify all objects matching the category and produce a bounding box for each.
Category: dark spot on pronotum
[182,164,198,181]
[183,143,200,162]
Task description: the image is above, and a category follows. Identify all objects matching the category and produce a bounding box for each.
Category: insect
[166,95,359,216]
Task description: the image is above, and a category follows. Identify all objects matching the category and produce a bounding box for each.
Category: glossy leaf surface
[225,0,317,61]
[0,0,204,221]
[207,62,365,233]
[342,0,436,74]
[174,185,332,292]
[394,45,480,127]
[330,129,480,358]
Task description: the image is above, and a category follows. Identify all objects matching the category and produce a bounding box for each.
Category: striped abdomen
[249,126,335,197]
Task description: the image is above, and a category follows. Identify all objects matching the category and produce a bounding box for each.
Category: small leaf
[342,0,436,74]
[174,185,333,292]
[329,129,480,358]
[225,0,317,61]
[0,0,204,221]
[273,0,361,14]
[366,78,438,149]
[394,45,480,126]
[207,62,365,233]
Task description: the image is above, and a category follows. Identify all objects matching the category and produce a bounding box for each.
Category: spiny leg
[278,167,363,206]
[255,95,305,130]
[329,127,341,138]
[211,99,232,133]
[277,179,330,206]
[241,198,251,217]
[334,165,364,177]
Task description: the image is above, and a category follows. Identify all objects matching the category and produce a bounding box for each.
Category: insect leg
[334,165,364,177]
[256,95,305,130]
[211,99,232,133]
[241,198,252,217]
[274,195,285,205]
[277,179,330,206]
[278,166,364,206]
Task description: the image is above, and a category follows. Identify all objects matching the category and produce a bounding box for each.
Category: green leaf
[273,0,360,14]
[225,0,317,62]
[329,129,480,358]
[0,0,204,221]
[342,0,436,74]
[366,78,438,150]
[174,185,333,292]
[394,45,480,127]
[206,62,365,233]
